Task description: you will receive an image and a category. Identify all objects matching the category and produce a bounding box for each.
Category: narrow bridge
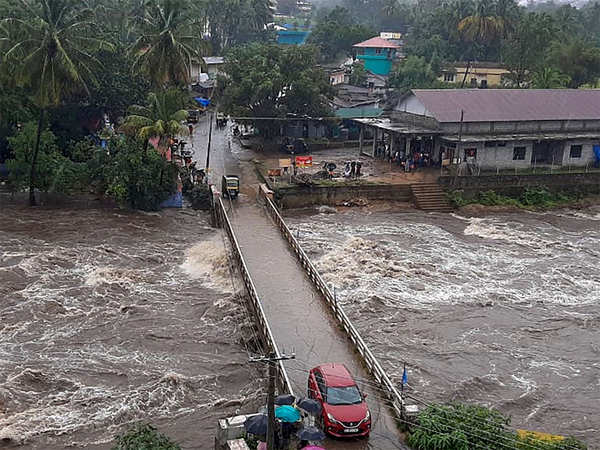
[215,191,409,450]
[197,120,410,449]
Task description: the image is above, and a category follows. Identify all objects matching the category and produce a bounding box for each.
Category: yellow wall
[439,65,510,87]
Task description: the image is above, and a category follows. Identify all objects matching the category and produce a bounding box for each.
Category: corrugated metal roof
[412,89,600,123]
[353,37,400,49]
[336,107,383,119]
[202,56,224,65]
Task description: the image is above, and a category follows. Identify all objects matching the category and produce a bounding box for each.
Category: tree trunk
[29,108,45,206]
[460,60,472,88]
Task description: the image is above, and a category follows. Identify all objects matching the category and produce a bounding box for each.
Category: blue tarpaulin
[194,97,211,107]
[594,145,600,168]
[160,192,183,208]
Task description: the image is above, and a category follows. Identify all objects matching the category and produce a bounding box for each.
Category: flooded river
[0,205,263,449]
[286,206,600,445]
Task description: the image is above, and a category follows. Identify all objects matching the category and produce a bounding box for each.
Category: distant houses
[353,89,600,170]
[439,62,510,88]
[353,36,401,76]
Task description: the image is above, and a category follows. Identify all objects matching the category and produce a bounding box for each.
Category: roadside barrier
[214,194,294,396]
[258,187,406,420]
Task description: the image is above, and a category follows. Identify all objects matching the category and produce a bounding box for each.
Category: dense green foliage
[407,402,587,450]
[448,188,579,209]
[220,43,333,137]
[112,423,180,450]
[6,122,85,195]
[307,7,375,61]
[314,0,600,89]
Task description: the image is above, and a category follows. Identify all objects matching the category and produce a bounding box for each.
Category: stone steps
[411,183,453,212]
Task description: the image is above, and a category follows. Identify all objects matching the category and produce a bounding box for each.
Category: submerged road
[191,116,407,449]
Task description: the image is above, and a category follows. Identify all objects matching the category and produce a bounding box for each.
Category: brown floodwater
[285,206,600,447]
[0,204,264,449]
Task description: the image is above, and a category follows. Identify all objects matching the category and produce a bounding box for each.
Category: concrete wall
[439,172,600,197]
[440,119,600,135]
[274,184,412,209]
[448,139,599,169]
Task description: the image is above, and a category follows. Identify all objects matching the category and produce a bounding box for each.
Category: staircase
[411,183,454,212]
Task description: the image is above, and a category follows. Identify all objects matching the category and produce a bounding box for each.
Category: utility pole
[205,112,214,182]
[250,352,295,450]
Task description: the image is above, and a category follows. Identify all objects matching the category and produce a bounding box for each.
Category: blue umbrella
[275,394,296,406]
[275,405,301,423]
[296,398,322,415]
[244,414,268,435]
[297,426,326,441]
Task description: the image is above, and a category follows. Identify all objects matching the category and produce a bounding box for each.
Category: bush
[407,403,588,450]
[112,423,180,450]
[188,184,212,210]
[447,188,578,209]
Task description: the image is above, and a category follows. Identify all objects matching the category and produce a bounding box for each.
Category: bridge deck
[229,204,406,450]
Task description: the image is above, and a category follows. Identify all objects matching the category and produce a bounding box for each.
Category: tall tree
[457,0,506,86]
[131,0,208,87]
[548,38,600,88]
[502,12,555,87]
[220,43,333,138]
[2,0,108,205]
[121,89,189,150]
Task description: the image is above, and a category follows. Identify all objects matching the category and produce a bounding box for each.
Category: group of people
[374,141,434,172]
[343,160,363,178]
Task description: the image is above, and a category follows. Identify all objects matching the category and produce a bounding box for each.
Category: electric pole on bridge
[250,352,295,450]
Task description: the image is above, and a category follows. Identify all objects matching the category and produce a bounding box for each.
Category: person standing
[188,124,194,147]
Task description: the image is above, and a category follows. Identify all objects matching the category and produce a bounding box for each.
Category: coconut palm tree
[2,0,108,206]
[457,0,505,87]
[131,0,208,87]
[121,89,189,151]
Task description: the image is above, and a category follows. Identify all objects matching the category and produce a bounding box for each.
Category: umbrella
[244,414,268,435]
[274,393,296,406]
[275,405,301,423]
[296,398,322,415]
[297,426,326,441]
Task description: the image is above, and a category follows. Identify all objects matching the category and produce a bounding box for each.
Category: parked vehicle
[281,137,308,154]
[187,109,200,124]
[221,175,239,199]
[308,363,371,438]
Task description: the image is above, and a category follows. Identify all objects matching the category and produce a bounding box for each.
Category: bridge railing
[215,194,294,396]
[259,189,405,419]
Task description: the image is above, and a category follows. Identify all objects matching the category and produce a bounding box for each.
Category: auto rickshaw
[221,175,239,199]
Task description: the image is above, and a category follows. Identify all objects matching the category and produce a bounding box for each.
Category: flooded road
[286,207,600,445]
[0,206,263,449]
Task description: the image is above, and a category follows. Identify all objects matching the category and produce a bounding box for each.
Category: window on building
[570,145,582,158]
[375,48,382,54]
[470,78,478,87]
[444,73,455,82]
[480,79,488,88]
[513,146,526,160]
[486,141,507,147]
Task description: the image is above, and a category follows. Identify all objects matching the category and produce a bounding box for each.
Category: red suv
[308,363,371,438]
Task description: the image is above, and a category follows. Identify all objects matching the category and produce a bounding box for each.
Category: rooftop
[353,37,400,49]
[410,89,600,123]
[203,56,224,65]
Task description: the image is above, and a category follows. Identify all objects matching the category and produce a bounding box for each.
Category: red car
[308,363,371,438]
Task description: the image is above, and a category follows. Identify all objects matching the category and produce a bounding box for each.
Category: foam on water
[0,208,262,448]
[286,208,600,443]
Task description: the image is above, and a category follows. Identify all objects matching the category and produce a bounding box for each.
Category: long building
[354,89,600,170]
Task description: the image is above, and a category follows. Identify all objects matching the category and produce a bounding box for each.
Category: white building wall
[396,95,434,117]
[561,140,600,167]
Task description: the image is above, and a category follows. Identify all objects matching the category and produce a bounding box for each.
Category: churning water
[0,206,263,449]
[286,206,600,445]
